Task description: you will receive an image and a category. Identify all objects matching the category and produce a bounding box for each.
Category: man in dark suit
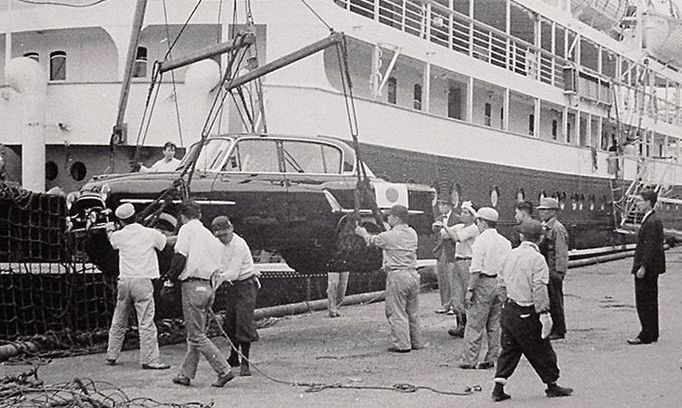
[628,188,666,345]
[432,197,458,314]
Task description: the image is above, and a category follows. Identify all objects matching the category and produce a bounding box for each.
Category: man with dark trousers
[432,197,457,314]
[537,197,568,340]
[492,220,572,401]
[627,188,666,345]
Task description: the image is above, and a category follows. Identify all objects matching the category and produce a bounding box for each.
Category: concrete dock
[2,248,681,407]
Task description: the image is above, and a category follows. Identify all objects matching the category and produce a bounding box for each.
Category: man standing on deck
[537,197,569,341]
[437,201,479,337]
[211,215,261,376]
[458,207,510,369]
[140,142,181,173]
[431,196,457,314]
[166,201,235,387]
[105,203,170,370]
[355,204,423,353]
[492,219,573,401]
[627,188,666,345]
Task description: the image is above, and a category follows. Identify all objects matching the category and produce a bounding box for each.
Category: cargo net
[0,182,116,341]
[0,367,214,408]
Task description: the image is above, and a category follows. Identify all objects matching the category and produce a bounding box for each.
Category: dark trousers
[547,275,565,336]
[634,273,659,342]
[494,301,560,384]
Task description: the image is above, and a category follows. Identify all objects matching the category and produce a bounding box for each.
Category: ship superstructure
[1,0,681,251]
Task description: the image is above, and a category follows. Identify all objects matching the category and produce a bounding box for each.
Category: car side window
[281,141,342,174]
[228,140,280,172]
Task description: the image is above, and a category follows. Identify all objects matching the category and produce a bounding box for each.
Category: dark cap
[386,204,409,221]
[211,215,233,231]
[516,219,543,237]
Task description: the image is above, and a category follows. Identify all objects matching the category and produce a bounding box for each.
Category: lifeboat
[571,0,628,31]
[644,12,682,68]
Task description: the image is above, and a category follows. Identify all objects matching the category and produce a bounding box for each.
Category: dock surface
[2,248,681,407]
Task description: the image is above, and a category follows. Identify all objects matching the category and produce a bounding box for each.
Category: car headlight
[88,210,98,224]
[66,192,79,210]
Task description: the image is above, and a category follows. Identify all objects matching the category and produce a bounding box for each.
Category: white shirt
[450,223,479,258]
[218,234,255,283]
[174,219,224,281]
[469,228,511,276]
[145,158,181,172]
[110,223,166,279]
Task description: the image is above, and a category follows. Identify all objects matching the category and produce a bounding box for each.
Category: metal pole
[157,33,255,74]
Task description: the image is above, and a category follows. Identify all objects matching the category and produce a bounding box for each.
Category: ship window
[133,46,148,78]
[567,122,572,143]
[484,103,492,126]
[490,186,499,207]
[70,161,86,181]
[529,114,535,135]
[452,183,461,208]
[24,52,39,62]
[413,84,422,110]
[500,107,504,128]
[551,120,558,139]
[49,51,66,81]
[45,161,58,181]
[387,77,397,104]
[516,188,525,203]
[539,190,546,201]
[232,139,280,172]
[281,141,342,174]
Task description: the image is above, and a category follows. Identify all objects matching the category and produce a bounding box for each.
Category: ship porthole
[70,161,87,181]
[516,188,525,202]
[490,186,499,207]
[45,161,58,181]
[452,183,461,209]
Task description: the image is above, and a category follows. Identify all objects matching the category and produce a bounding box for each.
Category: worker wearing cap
[211,216,260,377]
[439,200,479,337]
[459,207,511,369]
[355,204,423,353]
[431,196,457,314]
[105,203,170,370]
[537,197,569,340]
[166,201,234,388]
[492,220,572,401]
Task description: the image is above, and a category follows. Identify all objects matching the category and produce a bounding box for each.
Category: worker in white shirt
[211,216,261,377]
[140,142,181,172]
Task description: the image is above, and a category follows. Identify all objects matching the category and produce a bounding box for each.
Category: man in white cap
[459,207,511,369]
[105,203,170,370]
[537,197,568,340]
[437,200,479,337]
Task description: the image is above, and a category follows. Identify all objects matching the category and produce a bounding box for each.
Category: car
[67,133,436,275]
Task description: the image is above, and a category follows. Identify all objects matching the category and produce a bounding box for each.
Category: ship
[1,0,682,255]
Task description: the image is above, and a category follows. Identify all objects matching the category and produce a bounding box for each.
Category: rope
[207,309,480,397]
[162,0,184,147]
[299,0,333,31]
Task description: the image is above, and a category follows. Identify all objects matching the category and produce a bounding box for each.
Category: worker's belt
[455,257,471,261]
[479,274,497,278]
[385,266,417,272]
[183,277,211,283]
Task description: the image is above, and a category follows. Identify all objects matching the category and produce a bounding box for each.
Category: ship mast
[109,0,148,173]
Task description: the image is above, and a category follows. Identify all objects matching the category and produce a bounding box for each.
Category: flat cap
[537,197,560,210]
[115,203,135,220]
[386,204,409,221]
[211,215,233,231]
[476,207,499,222]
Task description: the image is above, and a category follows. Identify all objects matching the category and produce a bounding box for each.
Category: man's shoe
[105,359,117,366]
[142,362,171,370]
[492,389,511,402]
[548,333,565,341]
[411,343,429,350]
[545,383,573,398]
[435,308,447,314]
[387,346,411,353]
[446,309,456,315]
[240,362,251,377]
[212,371,236,387]
[448,327,465,338]
[458,363,476,369]
[477,361,495,370]
[627,337,653,345]
[172,375,190,386]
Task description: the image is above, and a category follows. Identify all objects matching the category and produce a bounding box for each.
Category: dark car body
[67,134,436,274]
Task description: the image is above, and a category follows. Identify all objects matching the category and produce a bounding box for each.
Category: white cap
[461,201,476,216]
[476,207,499,222]
[115,203,135,220]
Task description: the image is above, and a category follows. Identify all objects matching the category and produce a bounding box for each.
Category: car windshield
[179,138,233,171]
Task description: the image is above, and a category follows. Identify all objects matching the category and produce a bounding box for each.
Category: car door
[209,137,289,251]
